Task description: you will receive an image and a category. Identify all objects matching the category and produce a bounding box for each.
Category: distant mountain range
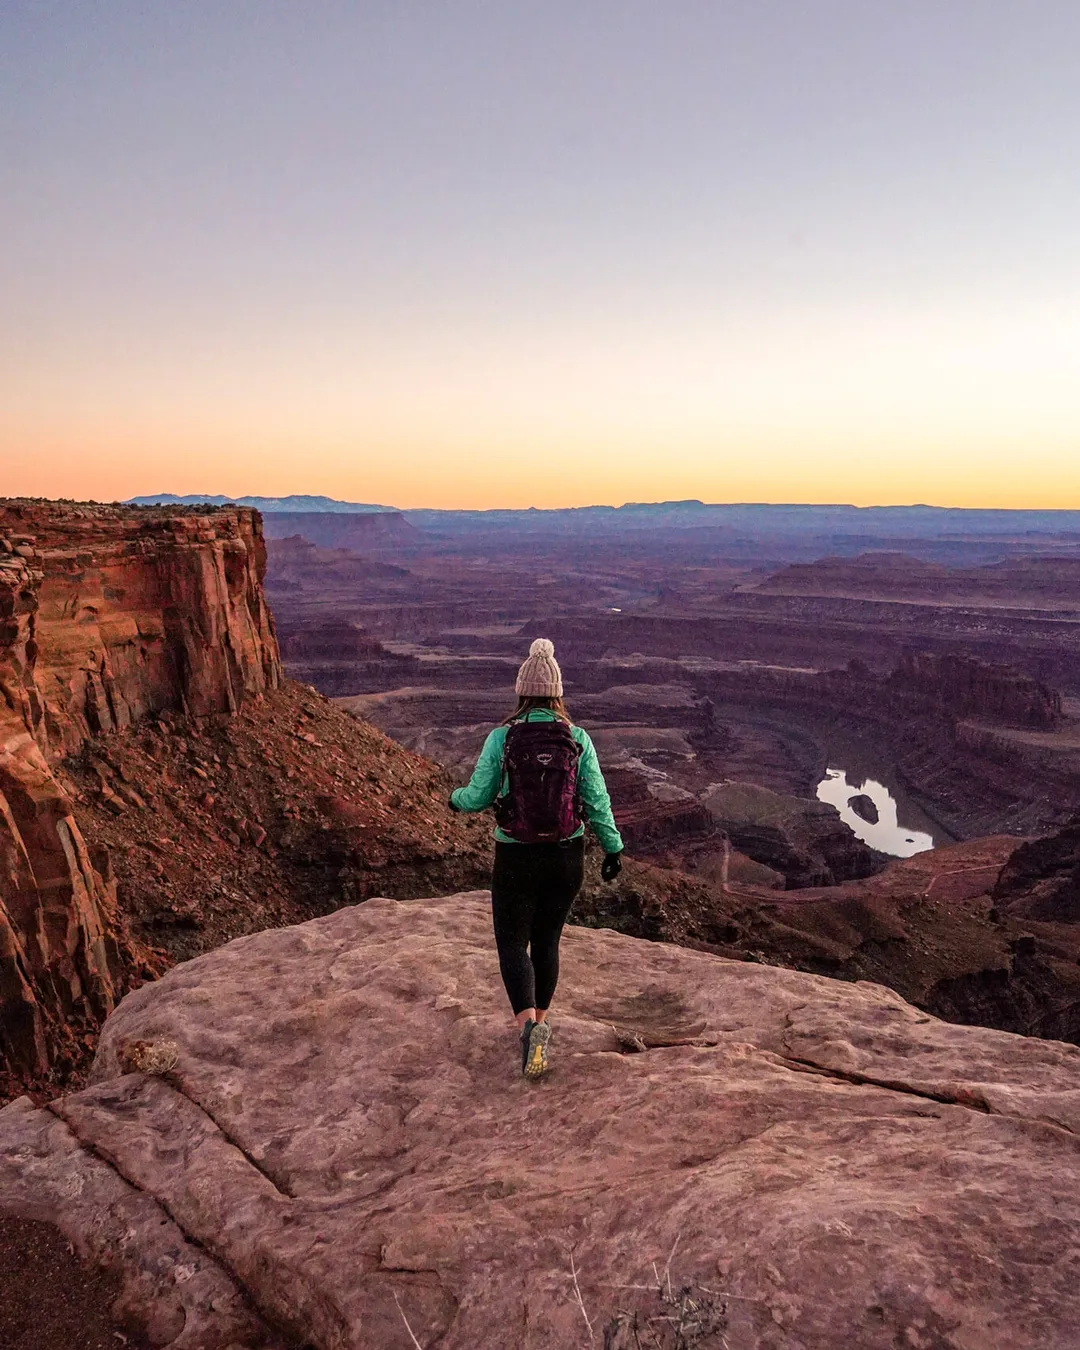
[127,494,1080,541]
[126,493,389,513]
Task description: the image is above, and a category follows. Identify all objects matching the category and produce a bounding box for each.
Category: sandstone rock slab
[4,893,1080,1348]
[0,1095,282,1348]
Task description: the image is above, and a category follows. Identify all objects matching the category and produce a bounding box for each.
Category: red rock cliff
[891,649,1062,729]
[0,501,280,1082]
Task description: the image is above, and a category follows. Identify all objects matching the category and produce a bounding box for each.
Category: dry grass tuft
[597,1234,729,1349]
[601,1282,729,1350]
[119,1038,180,1075]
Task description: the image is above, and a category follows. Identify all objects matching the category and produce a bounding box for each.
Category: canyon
[3,496,1080,1347]
[262,504,1080,1049]
[267,505,1080,857]
[5,498,1080,1095]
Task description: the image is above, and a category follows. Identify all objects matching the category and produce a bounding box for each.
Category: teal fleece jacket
[450,709,625,854]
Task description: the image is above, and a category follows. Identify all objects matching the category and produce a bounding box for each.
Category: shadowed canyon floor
[3,894,1080,1349]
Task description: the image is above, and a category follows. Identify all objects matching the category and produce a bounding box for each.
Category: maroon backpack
[494,718,583,843]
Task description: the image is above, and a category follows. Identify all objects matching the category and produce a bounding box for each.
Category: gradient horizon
[3,3,1079,512]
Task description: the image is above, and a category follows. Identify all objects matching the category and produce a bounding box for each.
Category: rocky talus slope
[993,820,1080,922]
[64,681,493,965]
[2,894,1080,1349]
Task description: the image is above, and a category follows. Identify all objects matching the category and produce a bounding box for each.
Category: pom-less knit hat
[515,638,563,697]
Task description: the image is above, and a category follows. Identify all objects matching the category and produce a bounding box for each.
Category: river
[816,768,936,858]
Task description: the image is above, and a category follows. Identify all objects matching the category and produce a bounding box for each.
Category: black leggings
[490,837,585,1015]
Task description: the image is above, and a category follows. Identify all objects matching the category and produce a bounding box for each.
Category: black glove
[601,851,623,882]
[447,794,460,812]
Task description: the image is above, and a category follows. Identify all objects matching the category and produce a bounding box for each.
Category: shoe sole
[523,1025,551,1080]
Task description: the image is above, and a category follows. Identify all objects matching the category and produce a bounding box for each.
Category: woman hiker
[448,638,625,1081]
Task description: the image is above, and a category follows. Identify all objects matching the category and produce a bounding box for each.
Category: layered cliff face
[1,501,280,750]
[0,501,281,1085]
[891,650,1062,729]
[701,780,888,887]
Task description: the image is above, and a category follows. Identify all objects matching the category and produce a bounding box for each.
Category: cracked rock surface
[4,893,1080,1348]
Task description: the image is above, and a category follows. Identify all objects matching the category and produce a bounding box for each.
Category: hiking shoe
[521,1019,552,1080]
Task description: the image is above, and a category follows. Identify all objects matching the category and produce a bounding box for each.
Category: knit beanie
[515,638,563,697]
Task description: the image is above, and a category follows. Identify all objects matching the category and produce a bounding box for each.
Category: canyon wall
[0,501,280,1082]
[679,656,1078,837]
[891,650,1062,728]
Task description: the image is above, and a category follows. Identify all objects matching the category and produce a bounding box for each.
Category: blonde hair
[503,694,571,725]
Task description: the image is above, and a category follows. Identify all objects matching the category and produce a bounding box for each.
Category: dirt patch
[0,1215,154,1350]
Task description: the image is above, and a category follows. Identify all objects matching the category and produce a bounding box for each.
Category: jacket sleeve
[576,730,625,854]
[450,729,505,812]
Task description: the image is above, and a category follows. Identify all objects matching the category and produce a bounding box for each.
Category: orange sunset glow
[3,5,1078,510]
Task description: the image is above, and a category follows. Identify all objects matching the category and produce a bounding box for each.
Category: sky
[2,2,1079,509]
